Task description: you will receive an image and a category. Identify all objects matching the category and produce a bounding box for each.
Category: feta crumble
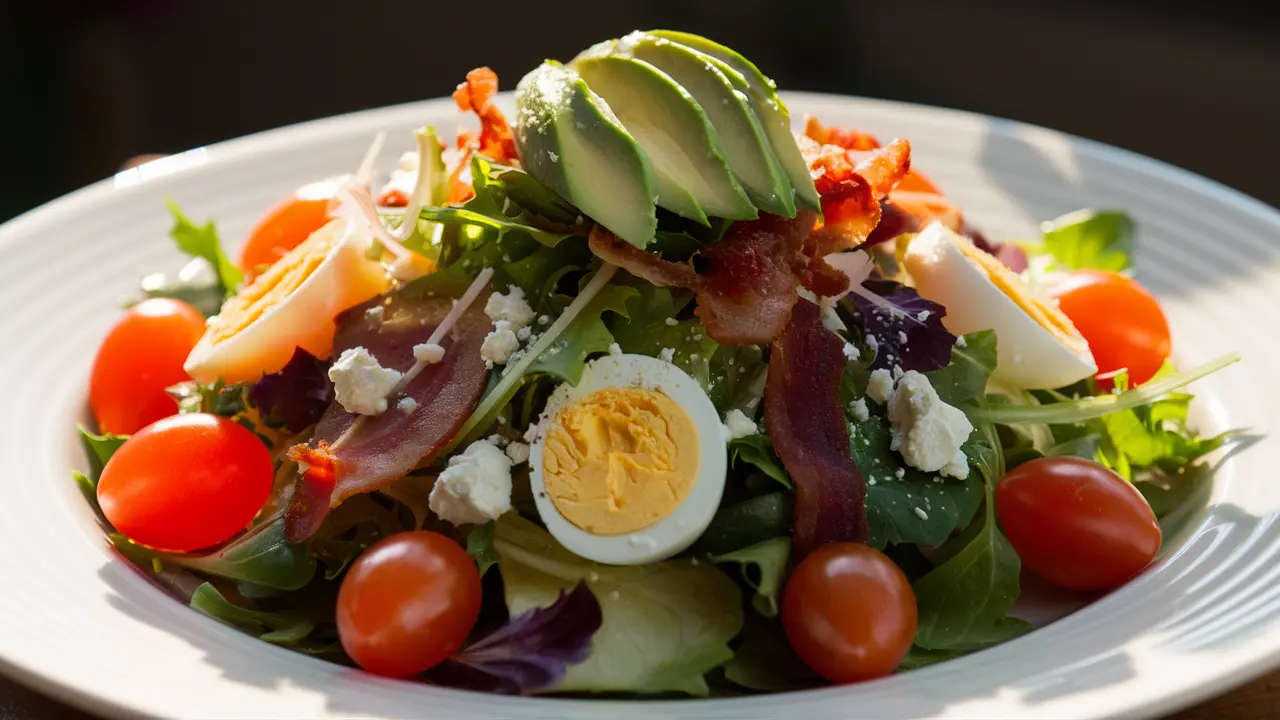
[658,347,676,363]
[914,507,929,520]
[722,409,758,441]
[842,342,860,361]
[608,342,622,356]
[866,368,894,404]
[328,347,402,416]
[898,330,909,344]
[851,397,870,422]
[428,439,513,526]
[505,441,531,465]
[484,286,536,327]
[412,342,445,364]
[481,320,521,366]
[664,317,679,326]
[886,371,972,479]
[397,397,418,414]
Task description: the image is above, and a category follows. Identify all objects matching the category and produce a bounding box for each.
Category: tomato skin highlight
[1051,270,1171,386]
[337,531,482,678]
[97,414,273,552]
[239,179,343,278]
[781,542,917,684]
[89,298,207,435]
[997,456,1161,591]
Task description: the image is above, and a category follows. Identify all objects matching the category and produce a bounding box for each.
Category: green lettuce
[728,434,791,489]
[1039,209,1134,272]
[709,537,791,617]
[493,514,743,696]
[190,583,316,645]
[73,426,127,522]
[111,518,316,591]
[165,200,243,298]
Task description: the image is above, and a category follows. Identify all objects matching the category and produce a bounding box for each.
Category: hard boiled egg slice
[904,221,1097,389]
[184,215,391,384]
[528,353,727,565]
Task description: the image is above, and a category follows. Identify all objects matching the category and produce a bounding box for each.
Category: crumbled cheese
[866,334,879,352]
[608,342,622,356]
[893,365,905,380]
[484,286,536,327]
[365,305,385,322]
[481,320,521,365]
[658,347,675,363]
[842,342,860,361]
[851,397,870,422]
[428,439,513,526]
[898,330,909,344]
[918,310,931,321]
[505,441,531,465]
[956,335,967,348]
[914,507,929,520]
[537,314,551,326]
[664,317,679,326]
[486,433,509,448]
[328,347,402,416]
[689,353,700,361]
[722,409,758,441]
[866,368,894,404]
[517,326,532,341]
[397,397,418,414]
[886,371,973,479]
[412,342,445,364]
[895,468,906,479]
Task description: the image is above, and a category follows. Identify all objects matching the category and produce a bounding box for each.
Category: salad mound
[79,30,1243,697]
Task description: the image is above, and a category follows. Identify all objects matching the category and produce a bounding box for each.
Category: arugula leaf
[165,200,243,298]
[926,330,999,410]
[729,434,791,488]
[526,283,636,385]
[190,583,316,645]
[467,521,500,578]
[609,284,718,384]
[494,514,743,696]
[78,425,127,482]
[911,426,1024,651]
[488,162,582,226]
[112,519,316,591]
[709,537,791,617]
[851,416,984,549]
[1040,209,1134,272]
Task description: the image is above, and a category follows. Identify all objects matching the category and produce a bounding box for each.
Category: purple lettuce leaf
[845,278,957,373]
[428,581,602,695]
[248,348,332,433]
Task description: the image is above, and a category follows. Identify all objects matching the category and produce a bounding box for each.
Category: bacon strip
[764,299,868,555]
[448,67,520,203]
[284,289,492,542]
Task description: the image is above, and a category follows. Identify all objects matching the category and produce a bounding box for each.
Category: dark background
[2,0,1278,224]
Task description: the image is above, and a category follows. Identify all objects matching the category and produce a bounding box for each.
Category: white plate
[0,92,1277,720]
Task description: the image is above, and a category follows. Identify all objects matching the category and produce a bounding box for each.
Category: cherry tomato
[337,531,482,677]
[1051,270,1171,386]
[997,456,1161,591]
[239,178,344,278]
[781,542,917,684]
[89,298,207,435]
[98,413,273,552]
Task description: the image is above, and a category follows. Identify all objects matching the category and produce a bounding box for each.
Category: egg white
[527,353,727,565]
[184,215,390,384]
[904,222,1097,390]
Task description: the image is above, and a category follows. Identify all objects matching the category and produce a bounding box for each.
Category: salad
[78,30,1243,696]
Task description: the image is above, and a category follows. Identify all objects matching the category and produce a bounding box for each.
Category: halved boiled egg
[184,215,391,384]
[904,221,1097,389]
[528,353,727,565]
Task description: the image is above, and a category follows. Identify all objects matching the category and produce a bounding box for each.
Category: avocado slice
[618,31,796,218]
[647,30,822,213]
[571,53,758,223]
[514,61,658,248]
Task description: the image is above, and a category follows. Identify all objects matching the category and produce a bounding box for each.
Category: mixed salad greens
[78,30,1243,696]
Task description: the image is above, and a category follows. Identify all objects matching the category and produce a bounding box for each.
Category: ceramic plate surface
[1,92,1278,720]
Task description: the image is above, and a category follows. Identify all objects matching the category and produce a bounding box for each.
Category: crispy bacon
[765,299,868,555]
[804,116,880,151]
[284,290,492,542]
[448,67,519,204]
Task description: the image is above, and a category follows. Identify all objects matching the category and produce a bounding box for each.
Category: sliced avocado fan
[512,31,819,247]
[514,61,658,248]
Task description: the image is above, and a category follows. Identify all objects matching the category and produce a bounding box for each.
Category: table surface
[2,669,1277,720]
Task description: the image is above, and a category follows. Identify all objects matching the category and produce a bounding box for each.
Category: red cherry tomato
[337,531,482,677]
[781,542,917,684]
[997,456,1161,591]
[239,178,344,278]
[97,414,273,552]
[1051,270,1171,386]
[89,298,206,435]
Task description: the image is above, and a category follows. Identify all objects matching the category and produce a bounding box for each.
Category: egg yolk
[955,238,1091,358]
[542,387,700,535]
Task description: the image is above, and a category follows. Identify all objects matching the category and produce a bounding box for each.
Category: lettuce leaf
[722,615,821,692]
[493,514,743,696]
[709,537,791,617]
[689,491,793,557]
[467,521,499,578]
[112,518,316,591]
[729,434,791,489]
[165,200,243,298]
[1040,209,1133,272]
[74,426,127,522]
[248,348,332,432]
[190,583,316,645]
[843,279,957,373]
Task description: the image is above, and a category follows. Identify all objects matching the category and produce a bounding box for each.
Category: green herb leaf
[467,521,499,578]
[418,156,582,248]
[494,514,743,696]
[112,519,317,591]
[190,583,316,644]
[77,425,127,482]
[165,200,243,298]
[689,491,794,557]
[925,330,999,410]
[709,537,791,617]
[729,434,791,488]
[1040,209,1134,272]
